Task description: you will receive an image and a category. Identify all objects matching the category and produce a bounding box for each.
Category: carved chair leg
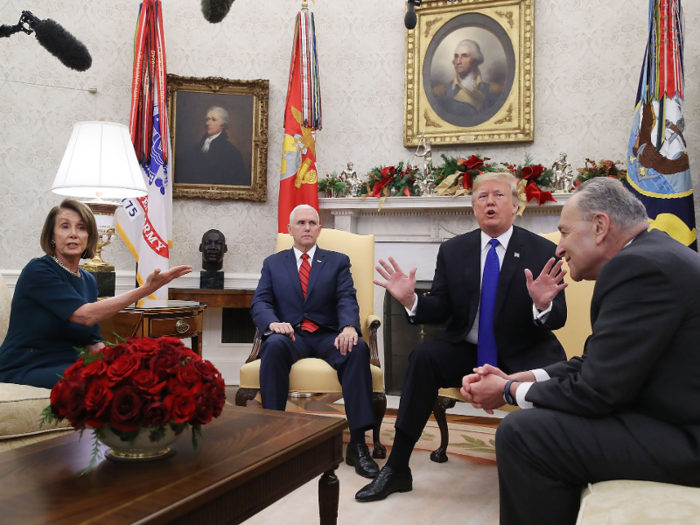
[235,388,259,407]
[430,396,456,463]
[371,392,387,459]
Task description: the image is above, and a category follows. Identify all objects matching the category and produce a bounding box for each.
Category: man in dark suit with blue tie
[251,204,379,479]
[357,172,568,501]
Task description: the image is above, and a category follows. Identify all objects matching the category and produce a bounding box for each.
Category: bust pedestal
[200,271,224,290]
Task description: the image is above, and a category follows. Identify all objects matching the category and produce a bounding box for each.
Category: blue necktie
[477,239,500,367]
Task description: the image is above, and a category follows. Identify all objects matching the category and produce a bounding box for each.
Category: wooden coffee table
[0,406,347,524]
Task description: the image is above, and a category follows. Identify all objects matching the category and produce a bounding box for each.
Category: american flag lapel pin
[514,252,520,258]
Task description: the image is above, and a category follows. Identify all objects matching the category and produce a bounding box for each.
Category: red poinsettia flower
[459,155,484,170]
[521,164,544,181]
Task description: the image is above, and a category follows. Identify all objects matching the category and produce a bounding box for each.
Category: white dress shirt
[293,245,317,271]
[201,131,222,153]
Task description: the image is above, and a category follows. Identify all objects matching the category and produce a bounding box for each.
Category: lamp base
[88,270,115,297]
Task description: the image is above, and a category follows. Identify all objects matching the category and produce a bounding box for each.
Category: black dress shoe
[355,465,413,502]
[345,443,380,479]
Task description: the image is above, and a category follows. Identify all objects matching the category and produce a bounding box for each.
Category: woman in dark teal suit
[0,199,192,389]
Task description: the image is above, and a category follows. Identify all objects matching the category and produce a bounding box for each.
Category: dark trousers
[259,329,375,432]
[496,408,700,525]
[396,338,477,442]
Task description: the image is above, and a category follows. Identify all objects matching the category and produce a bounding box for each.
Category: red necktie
[299,254,318,332]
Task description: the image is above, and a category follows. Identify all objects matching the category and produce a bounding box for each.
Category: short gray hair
[289,204,320,225]
[207,106,229,128]
[455,40,484,66]
[574,178,649,230]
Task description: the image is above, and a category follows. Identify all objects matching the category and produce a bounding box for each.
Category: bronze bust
[199,229,228,272]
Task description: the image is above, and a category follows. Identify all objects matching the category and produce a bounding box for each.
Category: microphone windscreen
[34,19,92,71]
[404,10,417,30]
[201,0,235,24]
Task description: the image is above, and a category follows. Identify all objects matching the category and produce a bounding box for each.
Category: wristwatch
[503,379,520,406]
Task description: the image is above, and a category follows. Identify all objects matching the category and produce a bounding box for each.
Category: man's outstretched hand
[374,257,417,310]
[525,257,568,312]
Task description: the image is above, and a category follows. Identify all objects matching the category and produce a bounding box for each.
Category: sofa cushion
[578,479,700,524]
[0,383,71,440]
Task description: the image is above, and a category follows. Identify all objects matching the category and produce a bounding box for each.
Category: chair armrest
[245,328,263,363]
[365,315,382,368]
[366,314,381,330]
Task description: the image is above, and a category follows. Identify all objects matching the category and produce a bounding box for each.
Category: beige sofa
[0,273,71,453]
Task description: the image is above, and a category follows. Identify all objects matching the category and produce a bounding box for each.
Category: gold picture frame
[167,75,269,201]
[404,0,534,147]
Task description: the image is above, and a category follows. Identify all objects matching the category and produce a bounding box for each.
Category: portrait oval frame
[423,13,515,128]
[403,0,535,147]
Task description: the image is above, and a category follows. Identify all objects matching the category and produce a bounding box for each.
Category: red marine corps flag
[278,5,322,233]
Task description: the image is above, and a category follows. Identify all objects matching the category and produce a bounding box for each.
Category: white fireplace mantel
[319,194,570,243]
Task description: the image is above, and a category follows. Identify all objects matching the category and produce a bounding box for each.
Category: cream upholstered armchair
[429,231,596,463]
[236,229,387,458]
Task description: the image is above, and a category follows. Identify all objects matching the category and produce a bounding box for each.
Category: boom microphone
[201,0,235,24]
[34,18,92,72]
[0,11,91,71]
[404,0,420,30]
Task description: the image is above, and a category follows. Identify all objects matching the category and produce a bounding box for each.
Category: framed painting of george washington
[404,0,534,147]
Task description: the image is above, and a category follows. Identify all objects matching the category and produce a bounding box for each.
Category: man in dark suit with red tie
[357,172,568,501]
[251,204,379,479]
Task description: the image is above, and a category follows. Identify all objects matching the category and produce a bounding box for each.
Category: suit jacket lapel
[494,227,523,319]
[305,248,326,300]
[282,249,304,300]
[465,231,482,318]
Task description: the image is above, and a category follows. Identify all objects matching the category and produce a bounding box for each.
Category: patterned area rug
[312,410,499,464]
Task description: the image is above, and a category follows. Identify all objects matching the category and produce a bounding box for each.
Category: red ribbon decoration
[525,180,556,205]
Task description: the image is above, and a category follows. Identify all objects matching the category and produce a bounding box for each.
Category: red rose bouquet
[41,336,226,473]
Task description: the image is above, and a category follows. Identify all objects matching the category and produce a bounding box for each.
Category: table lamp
[51,121,147,295]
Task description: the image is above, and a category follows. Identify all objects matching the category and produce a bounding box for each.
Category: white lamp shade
[52,121,148,199]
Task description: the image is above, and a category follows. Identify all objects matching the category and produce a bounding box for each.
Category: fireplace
[382,282,450,396]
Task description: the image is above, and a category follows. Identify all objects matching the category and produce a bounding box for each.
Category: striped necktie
[477,239,500,366]
[299,253,318,332]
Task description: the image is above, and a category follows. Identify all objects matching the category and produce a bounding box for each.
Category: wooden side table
[100,300,207,355]
[168,288,255,308]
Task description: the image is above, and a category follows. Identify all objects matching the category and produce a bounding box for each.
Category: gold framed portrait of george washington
[167,75,269,201]
[404,0,534,147]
